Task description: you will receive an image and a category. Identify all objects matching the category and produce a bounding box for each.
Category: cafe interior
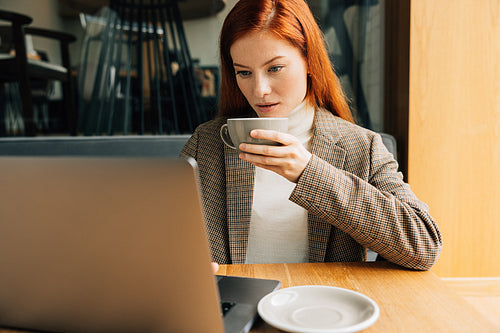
[0,0,498,332]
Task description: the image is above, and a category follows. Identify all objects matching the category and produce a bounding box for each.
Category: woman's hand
[211,262,219,273]
[238,129,312,183]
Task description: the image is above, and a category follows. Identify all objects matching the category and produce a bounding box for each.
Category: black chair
[0,9,77,136]
[379,132,397,160]
[78,0,206,136]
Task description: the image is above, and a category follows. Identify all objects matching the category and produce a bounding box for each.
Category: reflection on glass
[311,0,385,131]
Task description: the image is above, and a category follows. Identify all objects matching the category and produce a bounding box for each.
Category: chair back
[0,26,14,54]
[78,1,207,136]
[0,9,76,136]
[380,132,397,160]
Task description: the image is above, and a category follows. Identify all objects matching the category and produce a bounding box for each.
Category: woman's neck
[287,101,315,142]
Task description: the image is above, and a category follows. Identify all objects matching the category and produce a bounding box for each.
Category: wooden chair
[0,9,77,136]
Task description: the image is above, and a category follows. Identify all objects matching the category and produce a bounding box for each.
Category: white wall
[183,0,237,66]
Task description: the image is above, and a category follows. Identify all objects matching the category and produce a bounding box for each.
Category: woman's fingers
[252,129,294,146]
[238,130,311,182]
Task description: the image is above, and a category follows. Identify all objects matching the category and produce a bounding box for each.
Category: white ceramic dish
[257,285,379,333]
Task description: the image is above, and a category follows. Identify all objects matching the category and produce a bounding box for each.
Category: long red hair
[218,0,353,122]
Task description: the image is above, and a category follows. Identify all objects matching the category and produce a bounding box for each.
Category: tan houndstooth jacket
[180,108,442,270]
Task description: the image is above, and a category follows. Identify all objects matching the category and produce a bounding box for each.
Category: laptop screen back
[0,157,224,333]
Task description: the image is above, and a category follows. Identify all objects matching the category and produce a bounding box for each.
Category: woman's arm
[290,134,442,270]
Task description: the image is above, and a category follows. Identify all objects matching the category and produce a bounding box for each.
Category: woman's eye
[236,70,251,77]
[269,65,284,73]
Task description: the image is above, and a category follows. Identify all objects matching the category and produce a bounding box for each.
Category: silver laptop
[0,157,280,333]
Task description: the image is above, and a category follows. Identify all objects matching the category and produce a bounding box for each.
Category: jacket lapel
[311,108,346,168]
[307,109,347,262]
[224,145,255,264]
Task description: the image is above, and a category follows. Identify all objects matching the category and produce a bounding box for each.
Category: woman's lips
[256,103,278,113]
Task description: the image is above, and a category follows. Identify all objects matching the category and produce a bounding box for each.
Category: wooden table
[218,262,496,333]
[1,262,495,333]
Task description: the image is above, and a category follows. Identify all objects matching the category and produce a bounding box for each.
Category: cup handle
[220,124,236,149]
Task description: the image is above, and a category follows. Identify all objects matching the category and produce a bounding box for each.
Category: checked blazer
[180,108,442,270]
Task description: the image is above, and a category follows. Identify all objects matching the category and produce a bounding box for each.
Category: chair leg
[62,78,77,136]
[61,39,77,136]
[0,86,6,136]
[18,72,35,136]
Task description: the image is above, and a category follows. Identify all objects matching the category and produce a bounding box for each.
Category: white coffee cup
[220,118,288,150]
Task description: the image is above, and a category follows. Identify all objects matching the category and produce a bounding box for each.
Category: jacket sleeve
[289,133,442,270]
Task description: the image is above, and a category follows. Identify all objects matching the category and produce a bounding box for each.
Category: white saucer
[257,285,379,333]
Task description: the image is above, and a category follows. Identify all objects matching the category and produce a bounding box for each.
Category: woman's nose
[254,75,271,97]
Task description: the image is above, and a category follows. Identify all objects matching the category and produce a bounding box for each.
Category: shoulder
[186,117,227,145]
[314,108,381,150]
[313,110,399,179]
[313,108,395,175]
[193,117,227,136]
[181,117,227,160]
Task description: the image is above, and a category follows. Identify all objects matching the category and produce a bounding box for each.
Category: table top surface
[218,262,496,333]
[0,262,495,333]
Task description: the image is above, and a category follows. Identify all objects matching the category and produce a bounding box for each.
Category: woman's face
[230,31,308,118]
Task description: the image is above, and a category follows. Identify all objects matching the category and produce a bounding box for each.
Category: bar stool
[78,0,206,135]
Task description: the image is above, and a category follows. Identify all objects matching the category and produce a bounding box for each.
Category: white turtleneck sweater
[245,102,315,264]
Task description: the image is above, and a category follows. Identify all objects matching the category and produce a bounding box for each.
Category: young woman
[181,0,442,270]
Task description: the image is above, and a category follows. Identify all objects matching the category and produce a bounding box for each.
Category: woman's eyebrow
[233,62,249,69]
[233,56,285,69]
